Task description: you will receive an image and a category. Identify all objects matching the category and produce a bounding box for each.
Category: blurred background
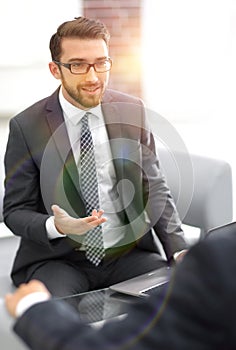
[0,0,235,217]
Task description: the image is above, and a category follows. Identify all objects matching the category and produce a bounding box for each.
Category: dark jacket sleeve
[4,117,50,246]
[14,236,236,350]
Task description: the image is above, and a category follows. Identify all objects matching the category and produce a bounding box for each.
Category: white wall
[142,0,236,125]
[141,0,236,158]
[0,0,83,116]
[142,0,236,218]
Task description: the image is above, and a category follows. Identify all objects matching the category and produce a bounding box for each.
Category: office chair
[157,147,233,241]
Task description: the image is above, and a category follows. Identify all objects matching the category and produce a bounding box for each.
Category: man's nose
[84,66,99,82]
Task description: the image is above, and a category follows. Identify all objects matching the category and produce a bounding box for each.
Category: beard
[60,74,106,109]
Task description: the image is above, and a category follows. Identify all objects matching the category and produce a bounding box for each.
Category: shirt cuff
[16,292,51,318]
[173,250,186,260]
[46,216,66,240]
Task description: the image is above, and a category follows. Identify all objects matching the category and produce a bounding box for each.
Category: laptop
[109,222,236,298]
[109,266,172,298]
[206,221,236,238]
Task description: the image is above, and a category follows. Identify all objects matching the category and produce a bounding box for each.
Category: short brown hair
[49,16,110,61]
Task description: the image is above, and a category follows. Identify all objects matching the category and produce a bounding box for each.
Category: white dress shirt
[46,88,126,249]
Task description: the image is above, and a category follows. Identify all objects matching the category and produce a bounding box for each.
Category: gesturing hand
[51,205,107,236]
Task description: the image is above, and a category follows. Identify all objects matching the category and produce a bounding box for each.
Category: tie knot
[81,112,91,127]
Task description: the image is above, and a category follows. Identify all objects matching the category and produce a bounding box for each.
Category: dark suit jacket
[13,224,236,350]
[3,88,186,285]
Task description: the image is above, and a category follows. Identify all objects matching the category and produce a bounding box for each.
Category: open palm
[51,205,107,236]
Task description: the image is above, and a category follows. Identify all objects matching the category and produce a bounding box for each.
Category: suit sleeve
[13,238,236,350]
[140,112,187,257]
[3,118,50,246]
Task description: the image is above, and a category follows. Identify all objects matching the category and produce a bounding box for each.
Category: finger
[97,209,105,218]
[83,216,107,226]
[29,279,46,288]
[91,209,98,216]
[28,280,51,295]
[89,217,107,226]
[5,293,13,302]
[91,209,104,218]
[99,217,107,224]
[86,216,99,223]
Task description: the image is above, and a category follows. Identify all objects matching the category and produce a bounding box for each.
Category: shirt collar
[59,87,103,125]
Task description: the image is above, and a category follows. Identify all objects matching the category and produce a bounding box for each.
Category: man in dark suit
[3,16,187,297]
[5,223,236,350]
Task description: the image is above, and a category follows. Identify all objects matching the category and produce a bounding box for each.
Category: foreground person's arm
[6,235,236,350]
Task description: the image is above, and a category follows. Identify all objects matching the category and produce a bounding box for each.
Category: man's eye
[71,63,84,68]
[96,61,106,67]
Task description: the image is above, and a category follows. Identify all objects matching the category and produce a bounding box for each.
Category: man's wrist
[16,292,50,318]
[46,216,66,239]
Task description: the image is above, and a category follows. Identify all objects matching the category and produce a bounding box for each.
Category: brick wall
[83,0,143,98]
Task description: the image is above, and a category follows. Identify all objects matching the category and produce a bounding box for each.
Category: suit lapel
[45,90,85,216]
[102,96,124,181]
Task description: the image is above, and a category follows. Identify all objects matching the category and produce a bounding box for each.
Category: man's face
[49,38,110,110]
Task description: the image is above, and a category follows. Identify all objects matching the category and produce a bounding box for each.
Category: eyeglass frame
[53,57,112,75]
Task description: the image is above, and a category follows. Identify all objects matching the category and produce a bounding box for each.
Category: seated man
[5,223,236,349]
[3,16,187,297]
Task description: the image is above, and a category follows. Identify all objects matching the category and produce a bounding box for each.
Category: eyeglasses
[53,58,112,75]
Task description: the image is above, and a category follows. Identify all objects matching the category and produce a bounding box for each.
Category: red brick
[84,0,142,9]
[84,0,142,97]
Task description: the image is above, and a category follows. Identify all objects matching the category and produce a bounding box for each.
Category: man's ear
[49,61,61,80]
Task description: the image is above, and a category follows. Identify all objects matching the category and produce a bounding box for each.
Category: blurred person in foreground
[5,223,236,350]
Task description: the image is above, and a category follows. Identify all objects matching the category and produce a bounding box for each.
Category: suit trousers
[25,245,167,297]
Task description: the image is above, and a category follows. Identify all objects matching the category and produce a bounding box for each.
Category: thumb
[51,205,68,217]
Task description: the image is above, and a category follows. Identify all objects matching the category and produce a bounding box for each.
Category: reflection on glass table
[57,288,140,325]
[57,279,169,327]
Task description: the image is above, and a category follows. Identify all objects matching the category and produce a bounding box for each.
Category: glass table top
[58,288,141,325]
